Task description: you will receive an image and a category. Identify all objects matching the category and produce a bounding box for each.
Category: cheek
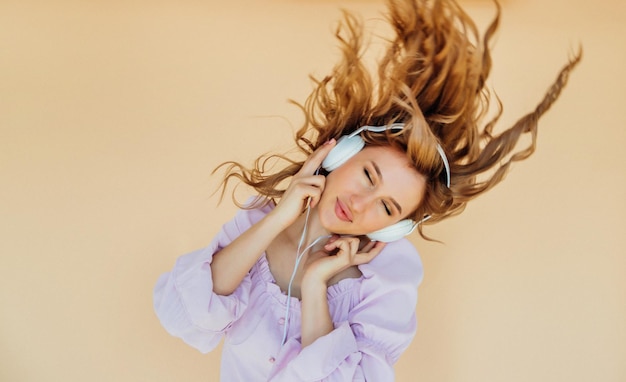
[322,169,351,196]
[365,211,393,231]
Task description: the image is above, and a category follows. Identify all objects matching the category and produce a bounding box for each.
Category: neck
[283,205,331,251]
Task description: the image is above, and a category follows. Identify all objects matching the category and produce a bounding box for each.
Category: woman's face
[317,145,427,235]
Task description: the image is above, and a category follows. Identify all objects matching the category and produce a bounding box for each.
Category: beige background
[1,0,625,381]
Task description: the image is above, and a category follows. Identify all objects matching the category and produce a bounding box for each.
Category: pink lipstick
[335,198,353,222]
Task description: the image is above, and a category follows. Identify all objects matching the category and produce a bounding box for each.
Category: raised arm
[211,139,337,295]
[300,236,386,347]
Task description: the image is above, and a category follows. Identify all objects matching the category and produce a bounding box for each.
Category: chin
[317,205,348,234]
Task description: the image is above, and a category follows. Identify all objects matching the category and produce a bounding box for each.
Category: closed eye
[382,201,392,216]
[364,168,374,185]
[365,166,394,216]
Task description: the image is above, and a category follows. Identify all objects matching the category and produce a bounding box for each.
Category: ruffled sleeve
[153,202,270,353]
[267,239,423,381]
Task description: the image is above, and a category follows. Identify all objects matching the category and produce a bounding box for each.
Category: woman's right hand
[268,139,336,228]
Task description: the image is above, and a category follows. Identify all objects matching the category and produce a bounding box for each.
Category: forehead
[355,146,426,211]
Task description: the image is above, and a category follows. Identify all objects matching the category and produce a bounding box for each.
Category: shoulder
[349,238,422,360]
[214,197,275,243]
[358,238,424,290]
[227,196,275,232]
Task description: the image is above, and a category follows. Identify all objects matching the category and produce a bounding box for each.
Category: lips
[335,198,353,222]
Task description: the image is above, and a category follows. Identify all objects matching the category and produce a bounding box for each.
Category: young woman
[153,0,581,380]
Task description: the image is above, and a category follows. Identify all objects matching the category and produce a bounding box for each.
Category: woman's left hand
[302,236,386,286]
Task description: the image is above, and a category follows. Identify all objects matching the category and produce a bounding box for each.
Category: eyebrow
[371,161,403,214]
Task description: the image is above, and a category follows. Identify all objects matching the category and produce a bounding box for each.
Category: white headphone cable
[280,199,331,346]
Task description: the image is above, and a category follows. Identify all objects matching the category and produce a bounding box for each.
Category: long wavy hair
[215,0,581,239]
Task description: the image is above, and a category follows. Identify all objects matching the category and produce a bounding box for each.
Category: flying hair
[214,0,582,240]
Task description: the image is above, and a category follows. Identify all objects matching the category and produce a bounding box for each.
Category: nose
[349,192,375,214]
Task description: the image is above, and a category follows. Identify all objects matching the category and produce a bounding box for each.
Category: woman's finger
[272,174,326,225]
[349,238,359,256]
[324,236,355,252]
[326,234,340,245]
[297,139,336,177]
[360,240,377,253]
[354,241,386,265]
[324,237,385,265]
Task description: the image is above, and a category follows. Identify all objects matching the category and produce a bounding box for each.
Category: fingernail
[325,138,335,145]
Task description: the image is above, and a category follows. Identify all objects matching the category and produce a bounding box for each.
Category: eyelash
[364,168,392,216]
[364,168,373,184]
[382,202,391,216]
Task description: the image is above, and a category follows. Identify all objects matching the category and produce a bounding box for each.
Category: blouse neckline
[253,253,363,310]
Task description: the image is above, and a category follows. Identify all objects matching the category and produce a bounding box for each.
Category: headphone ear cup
[367,219,417,242]
[322,135,365,172]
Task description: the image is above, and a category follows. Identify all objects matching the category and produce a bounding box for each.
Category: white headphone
[321,123,451,242]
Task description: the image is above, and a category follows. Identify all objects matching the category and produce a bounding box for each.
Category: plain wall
[1,0,624,381]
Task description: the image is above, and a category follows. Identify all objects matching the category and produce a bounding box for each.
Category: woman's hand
[299,235,385,347]
[268,139,336,229]
[302,236,386,287]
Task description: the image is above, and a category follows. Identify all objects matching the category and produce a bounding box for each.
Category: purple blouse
[153,201,423,381]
